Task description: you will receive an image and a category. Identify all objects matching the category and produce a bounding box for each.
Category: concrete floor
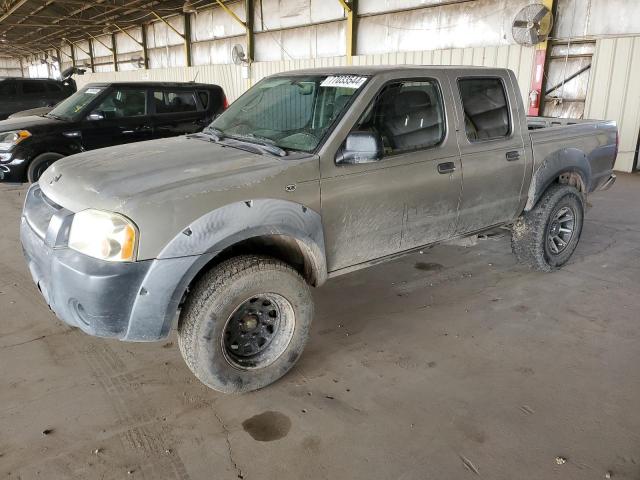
[1,174,639,480]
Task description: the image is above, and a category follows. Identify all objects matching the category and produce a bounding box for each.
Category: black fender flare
[157,198,326,280]
[524,147,592,212]
[124,199,327,340]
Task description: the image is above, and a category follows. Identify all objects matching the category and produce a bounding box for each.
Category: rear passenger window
[458,78,511,141]
[153,91,198,114]
[353,79,445,155]
[197,91,209,109]
[22,81,48,95]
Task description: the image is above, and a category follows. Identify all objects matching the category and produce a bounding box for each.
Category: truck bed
[526,116,618,196]
[527,116,597,130]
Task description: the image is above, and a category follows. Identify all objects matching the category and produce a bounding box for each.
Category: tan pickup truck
[21,66,617,393]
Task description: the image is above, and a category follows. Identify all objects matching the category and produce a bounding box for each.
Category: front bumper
[20,185,199,341]
[0,150,28,182]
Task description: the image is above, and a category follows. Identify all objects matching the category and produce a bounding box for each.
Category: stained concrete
[1,174,639,480]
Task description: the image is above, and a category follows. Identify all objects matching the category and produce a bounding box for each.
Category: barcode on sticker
[321,75,367,89]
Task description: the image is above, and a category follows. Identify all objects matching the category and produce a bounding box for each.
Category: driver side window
[94,89,147,119]
[353,79,446,156]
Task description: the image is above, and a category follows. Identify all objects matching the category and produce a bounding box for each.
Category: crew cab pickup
[20,66,617,393]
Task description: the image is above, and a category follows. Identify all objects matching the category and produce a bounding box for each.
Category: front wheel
[178,255,314,393]
[511,184,584,272]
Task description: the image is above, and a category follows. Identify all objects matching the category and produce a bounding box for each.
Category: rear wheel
[27,153,64,183]
[178,255,313,393]
[511,184,584,272]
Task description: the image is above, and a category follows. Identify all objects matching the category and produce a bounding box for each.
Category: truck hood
[39,135,317,214]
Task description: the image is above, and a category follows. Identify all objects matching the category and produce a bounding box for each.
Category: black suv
[0,81,227,182]
[0,76,77,120]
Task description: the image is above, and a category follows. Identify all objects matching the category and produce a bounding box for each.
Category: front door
[81,87,152,150]
[452,74,529,233]
[321,75,462,272]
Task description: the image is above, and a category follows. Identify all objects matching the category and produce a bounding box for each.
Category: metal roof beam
[0,0,29,23]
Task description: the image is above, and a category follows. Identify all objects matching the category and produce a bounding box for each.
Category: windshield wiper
[202,126,225,142]
[232,134,287,157]
[45,113,64,121]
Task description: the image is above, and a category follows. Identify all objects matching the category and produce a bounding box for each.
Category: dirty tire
[178,255,313,393]
[27,152,63,183]
[511,184,584,272]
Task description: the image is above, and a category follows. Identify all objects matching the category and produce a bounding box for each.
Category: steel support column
[141,25,150,70]
[111,33,118,71]
[69,41,76,68]
[87,38,95,72]
[338,0,357,64]
[245,0,254,63]
[528,0,555,116]
[184,13,192,67]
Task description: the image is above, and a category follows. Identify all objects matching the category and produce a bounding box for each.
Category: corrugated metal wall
[585,36,640,172]
[0,57,21,76]
[77,43,535,107]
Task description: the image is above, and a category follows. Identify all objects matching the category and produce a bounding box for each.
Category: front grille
[23,185,61,239]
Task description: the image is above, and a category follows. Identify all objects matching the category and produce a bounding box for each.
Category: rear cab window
[458,77,511,142]
[153,90,199,114]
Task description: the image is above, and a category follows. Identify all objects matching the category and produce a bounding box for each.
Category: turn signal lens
[0,130,31,151]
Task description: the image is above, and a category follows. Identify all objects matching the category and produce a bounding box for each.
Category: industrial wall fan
[231,44,247,65]
[512,3,554,46]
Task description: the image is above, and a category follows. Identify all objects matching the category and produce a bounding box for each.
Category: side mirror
[87,111,105,121]
[336,131,383,165]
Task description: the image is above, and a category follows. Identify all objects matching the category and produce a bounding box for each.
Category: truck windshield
[47,86,105,121]
[210,75,368,152]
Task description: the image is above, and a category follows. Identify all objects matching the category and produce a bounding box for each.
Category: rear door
[320,74,462,272]
[452,72,529,233]
[81,87,153,150]
[151,88,207,138]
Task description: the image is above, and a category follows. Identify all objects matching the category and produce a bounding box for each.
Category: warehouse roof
[0,0,217,58]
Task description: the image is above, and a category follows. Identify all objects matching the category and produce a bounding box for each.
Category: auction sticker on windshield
[321,75,367,89]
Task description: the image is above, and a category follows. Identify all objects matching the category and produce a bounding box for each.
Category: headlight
[0,130,31,151]
[68,209,138,262]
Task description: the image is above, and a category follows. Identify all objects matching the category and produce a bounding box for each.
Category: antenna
[191,70,200,83]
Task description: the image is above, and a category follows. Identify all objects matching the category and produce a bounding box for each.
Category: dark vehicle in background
[0,75,77,120]
[0,81,227,182]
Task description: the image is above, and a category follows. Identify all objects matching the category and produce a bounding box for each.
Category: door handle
[437,161,456,174]
[506,150,521,161]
